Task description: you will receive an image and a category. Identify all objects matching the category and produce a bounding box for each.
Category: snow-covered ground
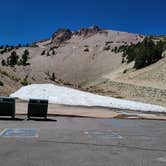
[10,84,166,113]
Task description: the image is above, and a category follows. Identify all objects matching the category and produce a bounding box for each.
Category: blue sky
[0,0,165,45]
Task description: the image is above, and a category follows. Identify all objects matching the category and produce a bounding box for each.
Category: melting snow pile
[10,84,166,113]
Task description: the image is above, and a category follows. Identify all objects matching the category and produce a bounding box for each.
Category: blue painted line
[0,128,38,137]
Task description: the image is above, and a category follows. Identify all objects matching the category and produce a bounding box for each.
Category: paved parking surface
[0,116,166,166]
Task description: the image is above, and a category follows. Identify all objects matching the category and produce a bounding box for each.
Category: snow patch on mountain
[10,84,166,113]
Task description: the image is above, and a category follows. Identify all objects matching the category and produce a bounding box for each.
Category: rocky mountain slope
[0,26,142,95]
[1,25,166,106]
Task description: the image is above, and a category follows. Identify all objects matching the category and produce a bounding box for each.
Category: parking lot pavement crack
[37,140,166,152]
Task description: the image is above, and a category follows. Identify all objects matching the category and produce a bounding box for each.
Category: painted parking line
[84,130,123,139]
[0,128,38,138]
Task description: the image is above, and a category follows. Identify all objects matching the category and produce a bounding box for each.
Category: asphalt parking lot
[0,116,166,166]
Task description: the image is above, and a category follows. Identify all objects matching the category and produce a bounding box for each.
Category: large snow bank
[10,84,166,113]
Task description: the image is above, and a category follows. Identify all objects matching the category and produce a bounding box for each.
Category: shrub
[84,48,89,52]
[21,77,28,86]
[52,50,56,55]
[0,45,4,49]
[1,59,6,66]
[103,46,110,51]
[20,49,30,66]
[121,57,125,63]
[112,46,118,53]
[0,47,8,54]
[0,68,20,81]
[123,69,127,74]
[15,44,22,49]
[0,81,4,86]
[50,73,55,81]
[47,52,50,56]
[41,50,45,55]
[7,51,19,66]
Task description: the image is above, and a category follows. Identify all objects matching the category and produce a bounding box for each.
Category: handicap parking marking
[0,128,38,138]
[84,130,123,139]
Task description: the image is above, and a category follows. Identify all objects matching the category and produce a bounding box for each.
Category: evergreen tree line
[0,44,30,54]
[1,49,30,67]
[122,37,166,69]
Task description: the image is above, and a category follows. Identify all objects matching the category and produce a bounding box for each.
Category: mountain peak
[74,25,101,36]
[51,25,102,46]
[52,28,72,44]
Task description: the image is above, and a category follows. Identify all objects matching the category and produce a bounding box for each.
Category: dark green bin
[28,99,48,119]
[0,97,15,118]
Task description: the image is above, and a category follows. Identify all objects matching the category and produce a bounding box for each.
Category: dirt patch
[15,101,166,120]
[82,79,166,107]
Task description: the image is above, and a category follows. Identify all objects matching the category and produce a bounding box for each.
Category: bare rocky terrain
[1,25,166,106]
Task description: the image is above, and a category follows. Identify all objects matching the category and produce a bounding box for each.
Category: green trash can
[28,99,48,119]
[0,97,15,119]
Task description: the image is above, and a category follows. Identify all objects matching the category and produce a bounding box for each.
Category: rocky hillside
[2,25,166,107]
[0,26,143,96]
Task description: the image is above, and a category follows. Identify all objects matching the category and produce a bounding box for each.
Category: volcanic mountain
[1,26,166,106]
